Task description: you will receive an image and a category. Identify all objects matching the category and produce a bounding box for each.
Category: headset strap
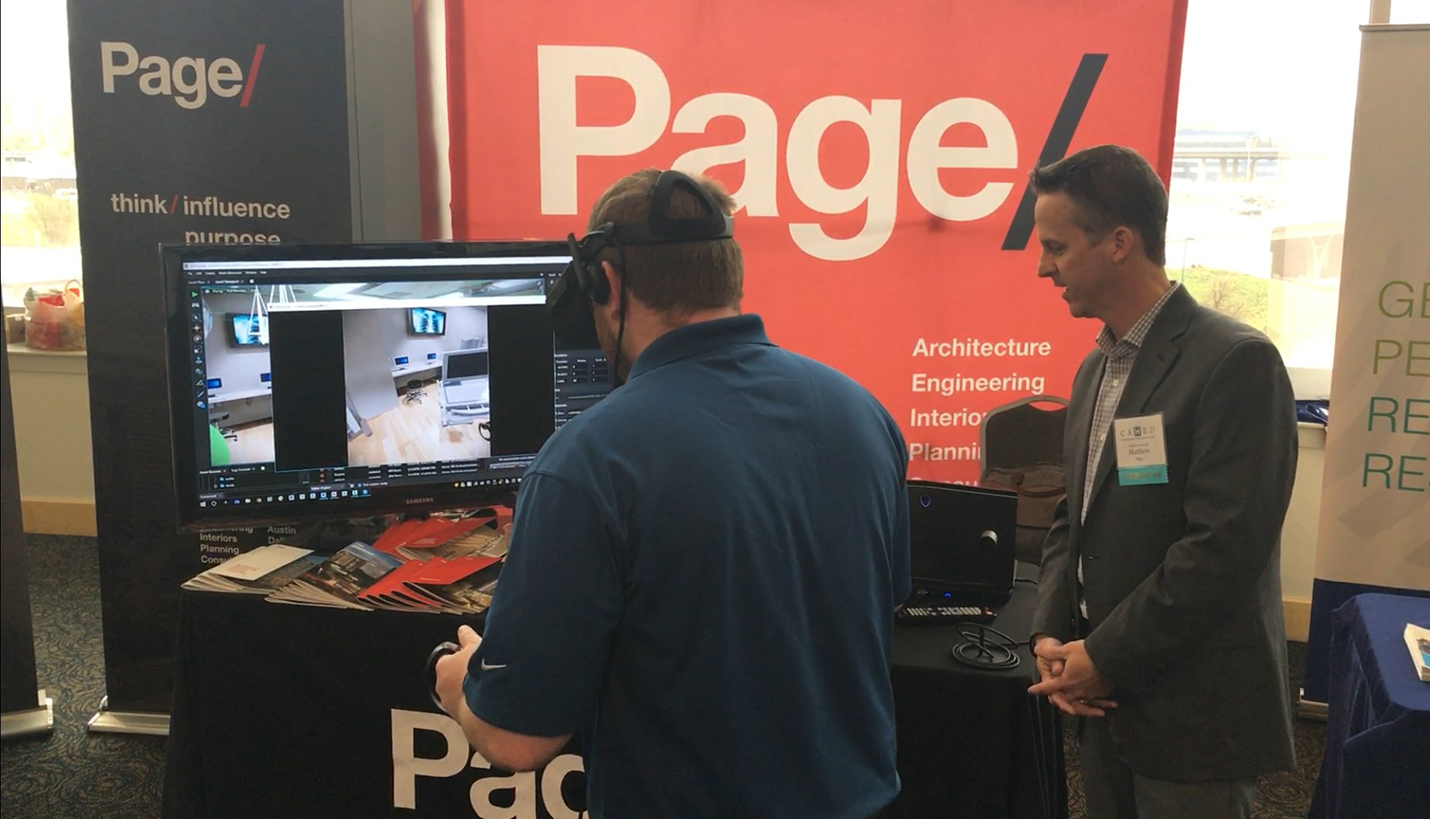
[645,170,733,240]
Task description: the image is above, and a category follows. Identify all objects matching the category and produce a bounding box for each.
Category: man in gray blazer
[1024,145,1297,818]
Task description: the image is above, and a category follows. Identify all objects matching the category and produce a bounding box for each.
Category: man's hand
[431,625,573,771]
[1028,638,1118,717]
[435,625,481,719]
[1032,635,1067,682]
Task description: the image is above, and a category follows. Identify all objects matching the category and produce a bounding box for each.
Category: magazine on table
[410,560,504,614]
[360,555,503,614]
[266,541,403,611]
[1406,623,1430,683]
[369,518,428,556]
[181,516,510,614]
[357,560,449,613]
[182,544,322,595]
[399,525,509,562]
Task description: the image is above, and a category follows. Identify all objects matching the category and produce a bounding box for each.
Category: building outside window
[1,1,80,310]
[1168,0,1429,398]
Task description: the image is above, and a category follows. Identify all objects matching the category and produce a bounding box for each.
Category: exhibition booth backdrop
[62,0,1192,743]
[418,0,1189,487]
[1302,23,1430,705]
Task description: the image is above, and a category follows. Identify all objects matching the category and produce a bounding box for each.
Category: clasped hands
[1027,637,1118,717]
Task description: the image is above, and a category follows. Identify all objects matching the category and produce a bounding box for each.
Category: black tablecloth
[161,595,578,818]
[164,573,1062,818]
[1309,593,1430,819]
[889,576,1065,819]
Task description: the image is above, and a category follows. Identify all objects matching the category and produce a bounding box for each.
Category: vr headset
[546,170,735,348]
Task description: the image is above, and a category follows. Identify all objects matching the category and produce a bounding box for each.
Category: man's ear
[1108,226,1136,264]
[599,260,623,317]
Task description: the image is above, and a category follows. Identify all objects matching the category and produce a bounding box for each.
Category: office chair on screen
[209,410,238,442]
[978,395,1069,565]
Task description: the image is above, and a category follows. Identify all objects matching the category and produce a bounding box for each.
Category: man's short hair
[588,169,743,315]
[1028,145,1168,266]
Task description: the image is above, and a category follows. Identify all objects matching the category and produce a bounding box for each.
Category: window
[1386,0,1430,23]
[1,1,81,308]
[1168,1,1430,398]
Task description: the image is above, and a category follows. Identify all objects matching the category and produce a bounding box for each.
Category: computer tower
[906,480,1018,606]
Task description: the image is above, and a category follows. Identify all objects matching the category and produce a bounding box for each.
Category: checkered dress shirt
[1076,283,1179,618]
[1080,283,1180,522]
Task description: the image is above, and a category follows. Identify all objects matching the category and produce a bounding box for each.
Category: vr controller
[425,640,461,710]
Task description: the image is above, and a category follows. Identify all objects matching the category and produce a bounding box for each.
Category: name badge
[1114,413,1168,485]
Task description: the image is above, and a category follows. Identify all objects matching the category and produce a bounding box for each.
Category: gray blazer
[1032,286,1297,781]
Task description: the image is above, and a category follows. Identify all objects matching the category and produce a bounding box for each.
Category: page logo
[100,41,266,110]
[536,45,1105,261]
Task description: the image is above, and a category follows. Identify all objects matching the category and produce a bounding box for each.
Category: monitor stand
[289,517,388,553]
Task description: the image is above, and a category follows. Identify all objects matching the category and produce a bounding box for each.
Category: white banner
[1313,25,1430,591]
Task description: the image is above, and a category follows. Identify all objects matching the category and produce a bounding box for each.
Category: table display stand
[1296,692,1329,721]
[1,689,55,740]
[88,696,170,736]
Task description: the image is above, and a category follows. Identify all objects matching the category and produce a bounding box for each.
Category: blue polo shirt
[466,314,910,819]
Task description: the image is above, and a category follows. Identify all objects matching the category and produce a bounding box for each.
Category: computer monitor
[426,352,437,361]
[206,378,223,390]
[394,356,410,367]
[260,372,271,383]
[444,349,489,379]
[164,241,612,530]
[410,307,447,336]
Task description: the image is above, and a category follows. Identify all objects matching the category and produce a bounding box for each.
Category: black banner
[1,342,42,716]
[67,0,353,712]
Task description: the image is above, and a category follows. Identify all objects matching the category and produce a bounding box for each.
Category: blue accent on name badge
[1118,465,1168,485]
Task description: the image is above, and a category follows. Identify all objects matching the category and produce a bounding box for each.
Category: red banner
[422,0,1188,483]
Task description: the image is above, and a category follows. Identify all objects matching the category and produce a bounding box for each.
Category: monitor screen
[206,378,223,390]
[394,356,410,366]
[445,349,489,379]
[228,313,268,347]
[164,241,612,530]
[410,307,447,336]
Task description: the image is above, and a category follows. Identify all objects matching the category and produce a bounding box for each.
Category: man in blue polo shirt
[435,169,910,819]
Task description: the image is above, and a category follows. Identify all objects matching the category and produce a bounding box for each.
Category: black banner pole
[0,341,55,740]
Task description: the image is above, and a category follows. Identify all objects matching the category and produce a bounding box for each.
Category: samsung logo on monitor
[405,497,435,505]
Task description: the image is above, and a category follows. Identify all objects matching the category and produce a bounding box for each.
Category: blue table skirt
[1309,593,1430,819]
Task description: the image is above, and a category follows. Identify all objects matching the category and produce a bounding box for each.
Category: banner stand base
[1296,690,1329,722]
[87,695,170,736]
[0,689,55,740]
